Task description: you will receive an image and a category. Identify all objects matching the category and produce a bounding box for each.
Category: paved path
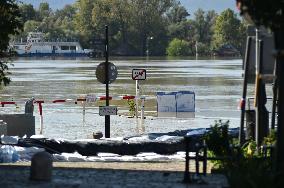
[0,162,228,188]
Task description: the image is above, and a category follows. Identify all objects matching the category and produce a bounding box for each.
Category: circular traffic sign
[96,62,118,84]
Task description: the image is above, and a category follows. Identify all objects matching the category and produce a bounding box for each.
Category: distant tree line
[16,0,247,56]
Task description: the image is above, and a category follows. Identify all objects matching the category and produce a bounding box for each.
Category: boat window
[61,46,69,50]
[70,46,76,50]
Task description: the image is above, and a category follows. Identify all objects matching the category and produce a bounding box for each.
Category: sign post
[132,69,146,118]
[95,26,118,138]
[105,25,110,138]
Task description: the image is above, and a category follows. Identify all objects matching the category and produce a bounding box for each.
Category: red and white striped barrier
[0,101,16,107]
[0,95,146,134]
[97,95,136,100]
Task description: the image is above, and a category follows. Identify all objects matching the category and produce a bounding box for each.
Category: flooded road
[0,57,248,139]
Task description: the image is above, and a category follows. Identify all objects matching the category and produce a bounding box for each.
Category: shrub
[204,120,281,188]
[166,38,190,56]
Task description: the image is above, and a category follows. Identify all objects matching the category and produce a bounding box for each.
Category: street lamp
[146,36,154,57]
[195,41,198,59]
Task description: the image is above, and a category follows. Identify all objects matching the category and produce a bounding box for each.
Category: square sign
[99,106,117,116]
[132,69,146,80]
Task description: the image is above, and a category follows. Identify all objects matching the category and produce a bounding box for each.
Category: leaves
[211,9,246,53]
[166,38,191,56]
[0,0,23,86]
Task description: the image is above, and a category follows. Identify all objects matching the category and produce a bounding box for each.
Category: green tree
[166,38,191,56]
[53,5,78,40]
[38,2,52,21]
[0,0,22,85]
[19,3,36,23]
[167,2,189,23]
[74,0,97,48]
[129,0,174,55]
[23,20,41,33]
[192,9,217,55]
[167,3,192,41]
[92,0,131,54]
[211,9,246,53]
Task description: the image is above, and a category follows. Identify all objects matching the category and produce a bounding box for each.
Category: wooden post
[275,28,284,177]
[239,36,252,145]
[183,136,191,183]
[254,29,260,149]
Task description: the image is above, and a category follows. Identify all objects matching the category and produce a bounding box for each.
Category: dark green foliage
[204,120,231,157]
[205,120,281,188]
[0,0,22,86]
[237,0,284,29]
[127,99,135,117]
[166,38,191,56]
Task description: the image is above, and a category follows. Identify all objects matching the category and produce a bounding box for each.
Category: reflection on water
[0,57,249,139]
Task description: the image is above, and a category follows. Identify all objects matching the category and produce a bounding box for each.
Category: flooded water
[0,57,249,139]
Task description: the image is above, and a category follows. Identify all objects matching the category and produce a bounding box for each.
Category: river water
[0,57,248,139]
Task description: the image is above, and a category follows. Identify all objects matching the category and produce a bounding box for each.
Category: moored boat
[10,32,92,57]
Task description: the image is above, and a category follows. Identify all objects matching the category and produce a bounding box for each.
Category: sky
[21,0,238,14]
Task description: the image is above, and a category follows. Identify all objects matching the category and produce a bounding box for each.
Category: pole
[140,96,145,132]
[140,97,145,121]
[275,28,284,178]
[39,102,43,135]
[254,28,260,149]
[271,58,278,130]
[195,41,198,59]
[82,101,86,124]
[256,40,265,147]
[105,25,110,138]
[239,36,252,145]
[135,80,139,118]
[35,101,44,135]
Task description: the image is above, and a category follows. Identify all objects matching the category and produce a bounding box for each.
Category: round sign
[96,62,118,84]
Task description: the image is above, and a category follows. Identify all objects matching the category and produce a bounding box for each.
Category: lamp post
[195,41,198,59]
[146,36,154,57]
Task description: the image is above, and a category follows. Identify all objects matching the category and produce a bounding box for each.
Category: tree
[19,3,36,23]
[211,9,246,53]
[23,20,41,33]
[0,0,22,85]
[38,2,52,21]
[167,2,189,23]
[129,0,174,55]
[74,0,97,48]
[91,0,132,54]
[53,5,78,40]
[167,3,192,41]
[166,38,191,56]
[192,9,217,43]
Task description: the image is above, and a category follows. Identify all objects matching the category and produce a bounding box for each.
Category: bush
[204,120,281,188]
[166,38,190,56]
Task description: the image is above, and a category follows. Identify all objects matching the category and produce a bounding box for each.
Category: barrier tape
[0,95,141,107]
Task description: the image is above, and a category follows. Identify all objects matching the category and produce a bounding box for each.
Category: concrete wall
[0,114,35,137]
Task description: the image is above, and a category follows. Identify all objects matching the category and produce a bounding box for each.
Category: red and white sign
[132,69,146,80]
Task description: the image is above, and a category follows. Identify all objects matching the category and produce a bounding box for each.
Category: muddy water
[0,57,252,139]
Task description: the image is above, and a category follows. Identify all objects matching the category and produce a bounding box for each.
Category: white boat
[10,32,91,57]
